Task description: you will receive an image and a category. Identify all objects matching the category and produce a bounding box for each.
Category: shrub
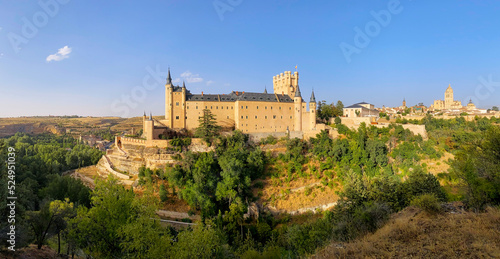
[410,193,442,214]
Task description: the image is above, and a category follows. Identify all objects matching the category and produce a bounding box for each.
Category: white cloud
[46,46,72,62]
[180,71,204,83]
[206,80,215,86]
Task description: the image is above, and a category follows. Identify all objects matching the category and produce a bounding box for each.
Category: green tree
[171,224,229,258]
[335,100,344,117]
[451,127,500,210]
[26,199,75,250]
[159,184,168,202]
[68,178,170,258]
[195,109,221,145]
[317,101,334,123]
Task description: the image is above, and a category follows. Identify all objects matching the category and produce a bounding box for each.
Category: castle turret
[165,68,173,128]
[142,111,147,137]
[180,82,187,128]
[166,67,172,85]
[309,90,317,130]
[144,112,154,141]
[294,84,303,131]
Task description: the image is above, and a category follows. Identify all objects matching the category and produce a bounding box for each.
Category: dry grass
[0,244,70,259]
[0,116,132,137]
[316,205,500,258]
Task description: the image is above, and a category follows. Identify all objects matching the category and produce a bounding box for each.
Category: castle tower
[273,71,299,97]
[165,68,173,128]
[445,84,453,109]
[309,90,317,130]
[294,84,303,131]
[179,81,187,129]
[144,112,154,141]
[402,98,406,108]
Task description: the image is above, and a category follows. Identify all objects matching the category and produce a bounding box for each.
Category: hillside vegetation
[1,115,499,258]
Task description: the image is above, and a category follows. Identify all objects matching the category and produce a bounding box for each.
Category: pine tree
[195,109,221,144]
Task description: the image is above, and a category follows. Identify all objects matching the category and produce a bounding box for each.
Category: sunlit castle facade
[140,69,322,142]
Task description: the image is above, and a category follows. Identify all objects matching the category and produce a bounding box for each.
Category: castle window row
[240,115,293,120]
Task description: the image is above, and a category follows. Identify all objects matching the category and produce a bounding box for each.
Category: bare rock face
[244,202,260,220]
[104,144,177,175]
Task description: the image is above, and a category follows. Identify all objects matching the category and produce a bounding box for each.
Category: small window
[265,116,268,119]
[176,102,179,106]
[257,106,259,109]
[241,116,244,119]
[265,106,267,109]
[176,116,179,120]
[246,116,248,119]
[246,106,248,109]
[255,116,257,119]
[216,106,218,109]
[227,116,229,119]
[273,115,276,119]
[196,106,198,109]
[241,106,244,109]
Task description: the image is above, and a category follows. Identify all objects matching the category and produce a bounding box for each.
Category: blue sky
[1,0,499,117]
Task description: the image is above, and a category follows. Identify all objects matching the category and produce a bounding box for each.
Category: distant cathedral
[431,85,463,110]
[142,69,319,141]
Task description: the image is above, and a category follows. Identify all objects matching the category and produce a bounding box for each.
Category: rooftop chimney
[201,91,204,96]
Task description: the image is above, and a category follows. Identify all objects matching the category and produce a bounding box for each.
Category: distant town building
[343,102,379,117]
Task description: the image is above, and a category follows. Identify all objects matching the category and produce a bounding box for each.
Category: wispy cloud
[206,80,215,86]
[46,46,72,62]
[180,71,204,83]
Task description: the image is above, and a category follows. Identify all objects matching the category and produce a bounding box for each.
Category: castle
[139,69,324,145]
[431,84,462,110]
